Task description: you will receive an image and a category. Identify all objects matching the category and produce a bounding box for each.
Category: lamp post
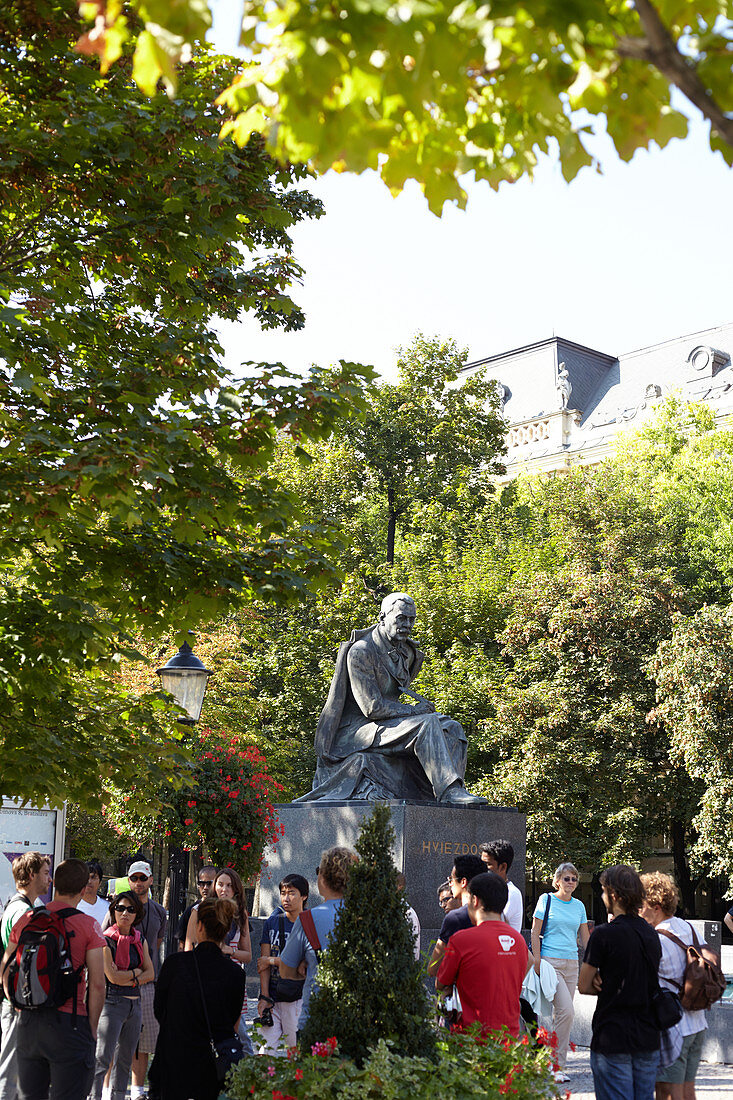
[156,639,211,954]
[156,641,211,724]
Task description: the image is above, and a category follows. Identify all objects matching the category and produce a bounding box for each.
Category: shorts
[656,1028,705,1084]
[259,999,302,1056]
[137,981,160,1055]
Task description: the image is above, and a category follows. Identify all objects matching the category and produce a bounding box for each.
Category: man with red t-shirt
[437,871,529,1036]
[1,858,105,1100]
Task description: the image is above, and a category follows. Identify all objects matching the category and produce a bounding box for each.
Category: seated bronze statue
[297,592,487,805]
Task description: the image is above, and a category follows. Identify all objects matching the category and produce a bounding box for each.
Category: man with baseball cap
[102,860,166,1099]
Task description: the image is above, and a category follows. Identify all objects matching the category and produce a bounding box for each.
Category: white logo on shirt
[498,934,515,952]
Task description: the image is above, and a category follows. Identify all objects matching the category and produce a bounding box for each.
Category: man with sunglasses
[102,861,166,1100]
[427,855,484,979]
[176,865,218,951]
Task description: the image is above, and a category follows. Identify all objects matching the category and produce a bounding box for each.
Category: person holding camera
[256,875,309,1055]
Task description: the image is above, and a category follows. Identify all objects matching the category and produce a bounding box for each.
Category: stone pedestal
[254,801,527,952]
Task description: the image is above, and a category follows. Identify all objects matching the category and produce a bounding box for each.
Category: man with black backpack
[0,853,51,1100]
[1,858,105,1100]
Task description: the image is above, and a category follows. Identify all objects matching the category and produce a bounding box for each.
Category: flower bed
[227,1027,560,1100]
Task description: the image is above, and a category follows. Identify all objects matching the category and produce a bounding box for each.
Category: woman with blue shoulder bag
[530,861,590,1082]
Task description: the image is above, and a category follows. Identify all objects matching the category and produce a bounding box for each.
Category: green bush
[227,1029,557,1099]
[299,803,435,1064]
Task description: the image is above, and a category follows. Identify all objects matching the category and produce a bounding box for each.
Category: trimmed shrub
[300,803,435,1064]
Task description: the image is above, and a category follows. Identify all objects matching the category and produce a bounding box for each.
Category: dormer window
[686,345,729,377]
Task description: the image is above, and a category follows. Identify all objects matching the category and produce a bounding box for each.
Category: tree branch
[617,0,733,148]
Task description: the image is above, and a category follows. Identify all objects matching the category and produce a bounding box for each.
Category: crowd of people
[429,847,721,1100]
[0,848,360,1100]
[0,843,723,1100]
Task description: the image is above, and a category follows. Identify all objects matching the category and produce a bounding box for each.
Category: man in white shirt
[480,840,524,931]
[77,860,109,924]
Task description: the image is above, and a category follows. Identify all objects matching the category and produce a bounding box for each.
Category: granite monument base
[253,801,527,953]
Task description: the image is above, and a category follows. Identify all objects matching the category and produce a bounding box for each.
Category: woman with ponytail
[150,897,247,1100]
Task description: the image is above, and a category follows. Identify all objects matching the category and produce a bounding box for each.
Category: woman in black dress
[150,897,246,1100]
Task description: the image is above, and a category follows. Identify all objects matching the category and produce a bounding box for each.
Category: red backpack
[5,907,83,1018]
[658,923,726,1011]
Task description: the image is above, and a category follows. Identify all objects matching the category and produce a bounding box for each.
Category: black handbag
[192,947,245,1085]
[271,977,305,1003]
[651,988,683,1030]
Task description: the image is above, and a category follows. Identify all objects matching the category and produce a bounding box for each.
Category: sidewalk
[565,1048,733,1098]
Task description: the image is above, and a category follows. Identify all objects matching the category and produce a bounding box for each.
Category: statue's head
[378,592,416,644]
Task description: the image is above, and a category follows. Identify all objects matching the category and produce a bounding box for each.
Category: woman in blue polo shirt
[530,862,590,1082]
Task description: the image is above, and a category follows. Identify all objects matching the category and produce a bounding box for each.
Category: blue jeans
[591,1049,660,1100]
[237,1014,254,1055]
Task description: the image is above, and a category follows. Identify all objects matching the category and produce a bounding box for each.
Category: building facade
[463,322,733,479]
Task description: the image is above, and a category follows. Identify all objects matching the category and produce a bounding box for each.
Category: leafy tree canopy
[81,0,732,212]
[0,1,371,810]
[187,393,733,909]
[339,334,506,565]
[653,603,733,894]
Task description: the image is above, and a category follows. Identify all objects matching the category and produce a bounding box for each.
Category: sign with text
[420,839,483,857]
[0,801,66,909]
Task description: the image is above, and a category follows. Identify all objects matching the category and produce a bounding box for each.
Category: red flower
[294,1069,303,1080]
[184,818,193,826]
[186,800,197,808]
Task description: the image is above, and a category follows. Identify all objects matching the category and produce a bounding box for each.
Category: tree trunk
[386,485,397,566]
[591,870,605,925]
[671,817,697,917]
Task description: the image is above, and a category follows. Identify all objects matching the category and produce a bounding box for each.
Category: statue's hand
[412,700,435,715]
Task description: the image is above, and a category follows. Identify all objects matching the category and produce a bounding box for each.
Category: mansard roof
[462,323,733,476]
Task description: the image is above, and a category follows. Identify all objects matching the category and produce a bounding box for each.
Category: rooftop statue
[556,361,572,410]
[297,593,488,805]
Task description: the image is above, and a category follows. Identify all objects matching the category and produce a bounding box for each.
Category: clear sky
[211,2,733,382]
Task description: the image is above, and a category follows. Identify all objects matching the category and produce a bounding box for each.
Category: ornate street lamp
[156,638,211,954]
[156,641,211,724]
